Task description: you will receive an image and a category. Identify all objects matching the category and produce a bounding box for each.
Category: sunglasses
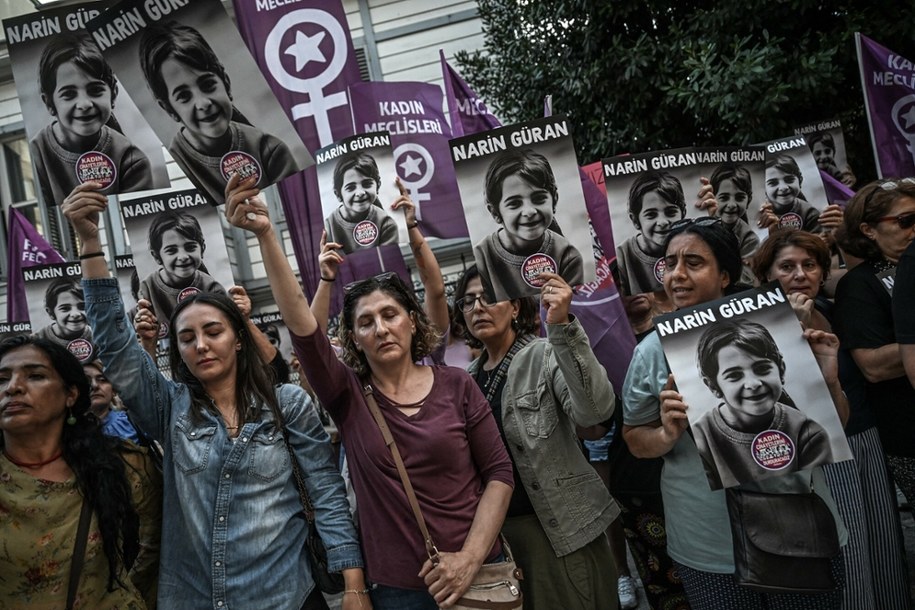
[343,271,402,294]
[669,216,723,232]
[862,177,915,213]
[455,292,493,313]
[875,211,915,230]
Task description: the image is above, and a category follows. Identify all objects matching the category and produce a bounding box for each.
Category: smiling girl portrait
[29,32,154,206]
[325,151,399,253]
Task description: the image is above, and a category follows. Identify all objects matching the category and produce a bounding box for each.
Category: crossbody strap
[361,384,439,561]
[66,498,92,610]
[274,399,316,522]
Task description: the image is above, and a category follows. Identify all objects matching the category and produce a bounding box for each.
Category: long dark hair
[167,291,281,427]
[0,336,139,591]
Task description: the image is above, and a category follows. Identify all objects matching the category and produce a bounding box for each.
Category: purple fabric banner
[327,244,411,317]
[856,34,915,178]
[233,0,362,296]
[819,170,856,206]
[348,82,468,239]
[6,207,65,323]
[439,54,634,374]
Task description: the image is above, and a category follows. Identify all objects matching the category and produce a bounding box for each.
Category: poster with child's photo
[315,131,408,254]
[23,261,98,363]
[120,188,233,335]
[3,3,170,208]
[450,115,595,302]
[760,135,829,232]
[655,283,852,490]
[602,148,705,296]
[86,0,313,205]
[794,119,851,185]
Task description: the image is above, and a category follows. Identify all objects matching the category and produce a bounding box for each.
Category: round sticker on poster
[178,287,201,302]
[220,151,261,185]
[158,321,169,339]
[653,257,667,283]
[778,212,803,230]
[353,220,379,246]
[75,152,117,190]
[521,253,558,287]
[751,429,796,470]
[67,338,93,362]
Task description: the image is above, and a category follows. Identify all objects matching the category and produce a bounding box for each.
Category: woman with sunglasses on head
[452,264,619,609]
[60,181,367,610]
[833,178,915,507]
[751,228,910,610]
[622,217,848,609]
[224,175,514,610]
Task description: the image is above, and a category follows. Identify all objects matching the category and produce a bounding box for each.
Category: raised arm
[391,178,449,333]
[312,231,344,334]
[223,174,318,337]
[228,285,279,364]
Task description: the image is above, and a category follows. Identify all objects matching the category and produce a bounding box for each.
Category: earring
[66,408,76,425]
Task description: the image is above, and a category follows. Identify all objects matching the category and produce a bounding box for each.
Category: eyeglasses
[669,216,723,232]
[343,271,401,294]
[862,177,915,211]
[455,293,493,313]
[875,212,915,229]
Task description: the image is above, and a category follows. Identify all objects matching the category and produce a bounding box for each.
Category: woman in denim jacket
[62,181,368,610]
[454,264,621,609]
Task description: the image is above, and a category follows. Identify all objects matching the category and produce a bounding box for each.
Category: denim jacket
[84,278,362,609]
[469,318,620,556]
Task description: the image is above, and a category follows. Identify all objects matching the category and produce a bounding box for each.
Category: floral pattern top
[0,444,162,609]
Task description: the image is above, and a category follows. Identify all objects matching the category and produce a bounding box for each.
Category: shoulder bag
[362,384,523,610]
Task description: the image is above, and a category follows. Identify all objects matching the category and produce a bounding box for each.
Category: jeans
[369,585,438,610]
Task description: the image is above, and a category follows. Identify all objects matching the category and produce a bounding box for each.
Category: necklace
[4,450,63,469]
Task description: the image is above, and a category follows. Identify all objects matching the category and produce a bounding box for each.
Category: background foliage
[456,0,915,183]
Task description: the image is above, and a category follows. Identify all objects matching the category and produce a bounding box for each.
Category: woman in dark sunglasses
[224,175,513,610]
[833,178,915,507]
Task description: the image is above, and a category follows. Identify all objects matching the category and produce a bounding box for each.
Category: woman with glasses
[623,217,848,608]
[452,264,619,609]
[60,181,366,610]
[224,175,514,610]
[833,178,915,507]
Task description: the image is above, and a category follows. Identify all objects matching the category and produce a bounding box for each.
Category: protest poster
[603,148,707,296]
[114,254,171,372]
[314,131,408,254]
[120,188,234,335]
[3,3,170,207]
[761,135,829,231]
[794,118,851,184]
[450,115,595,301]
[87,0,313,205]
[856,34,915,178]
[655,283,852,490]
[0,322,32,342]
[250,310,293,365]
[23,261,97,363]
[349,81,468,240]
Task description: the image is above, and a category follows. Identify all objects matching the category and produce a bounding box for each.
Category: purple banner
[819,170,856,206]
[233,0,362,295]
[440,50,501,137]
[6,207,65,323]
[327,244,410,317]
[349,81,468,239]
[856,34,915,178]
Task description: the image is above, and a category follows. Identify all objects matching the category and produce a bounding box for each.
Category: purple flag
[6,207,65,323]
[440,50,501,137]
[856,34,915,178]
[327,244,411,316]
[233,0,362,295]
[349,82,468,239]
[819,170,856,206]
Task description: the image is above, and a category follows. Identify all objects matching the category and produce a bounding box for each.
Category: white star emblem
[399,154,423,177]
[284,30,326,72]
[901,105,915,130]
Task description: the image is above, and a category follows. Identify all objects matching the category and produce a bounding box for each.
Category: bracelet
[78,251,105,260]
[407,221,419,229]
[320,275,336,282]
[343,588,369,595]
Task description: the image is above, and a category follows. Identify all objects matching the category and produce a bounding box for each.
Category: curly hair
[750,228,831,285]
[835,179,915,261]
[338,273,442,377]
[0,336,139,591]
[452,265,539,350]
[167,292,282,427]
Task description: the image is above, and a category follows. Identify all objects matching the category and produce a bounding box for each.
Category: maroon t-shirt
[291,329,514,589]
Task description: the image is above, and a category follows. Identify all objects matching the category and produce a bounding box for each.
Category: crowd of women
[1,165,914,610]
